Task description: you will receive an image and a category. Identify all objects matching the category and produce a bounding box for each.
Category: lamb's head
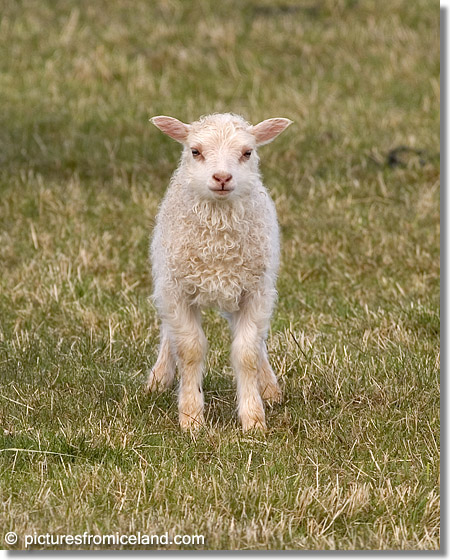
[151,113,292,201]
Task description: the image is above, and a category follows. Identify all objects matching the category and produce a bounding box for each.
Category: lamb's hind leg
[258,342,282,404]
[146,325,176,393]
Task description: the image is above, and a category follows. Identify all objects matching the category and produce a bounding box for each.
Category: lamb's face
[151,113,292,201]
[183,119,259,200]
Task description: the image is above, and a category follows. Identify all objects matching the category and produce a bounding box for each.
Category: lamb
[146,112,292,431]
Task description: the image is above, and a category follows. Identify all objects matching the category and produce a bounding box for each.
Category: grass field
[0,0,440,550]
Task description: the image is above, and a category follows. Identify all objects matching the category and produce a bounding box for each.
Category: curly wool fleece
[152,169,278,313]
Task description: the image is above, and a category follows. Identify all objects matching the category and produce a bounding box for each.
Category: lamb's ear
[150,116,190,143]
[251,118,293,146]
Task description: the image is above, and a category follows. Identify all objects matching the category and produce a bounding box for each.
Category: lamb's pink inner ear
[150,116,189,143]
[251,118,293,146]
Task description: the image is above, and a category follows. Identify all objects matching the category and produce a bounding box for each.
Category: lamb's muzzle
[147,112,292,431]
[212,172,232,187]
[210,172,233,195]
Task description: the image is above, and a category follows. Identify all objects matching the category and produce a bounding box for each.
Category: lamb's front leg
[170,305,207,431]
[231,295,269,431]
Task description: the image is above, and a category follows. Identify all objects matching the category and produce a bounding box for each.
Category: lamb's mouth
[209,187,234,196]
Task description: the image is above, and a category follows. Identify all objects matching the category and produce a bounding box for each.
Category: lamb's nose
[213,173,232,187]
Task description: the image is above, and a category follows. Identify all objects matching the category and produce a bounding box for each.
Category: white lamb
[146,112,292,431]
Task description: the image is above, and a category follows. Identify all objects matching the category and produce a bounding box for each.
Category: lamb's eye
[191,148,201,157]
[243,150,252,159]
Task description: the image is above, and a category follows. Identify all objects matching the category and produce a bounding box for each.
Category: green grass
[0,0,439,550]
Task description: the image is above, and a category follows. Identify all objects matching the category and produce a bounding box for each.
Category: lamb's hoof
[179,411,205,432]
[240,409,267,432]
[145,367,173,393]
[260,382,282,404]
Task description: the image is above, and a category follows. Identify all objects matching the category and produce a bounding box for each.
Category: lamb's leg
[146,325,176,392]
[170,305,207,431]
[231,294,270,431]
[258,342,282,403]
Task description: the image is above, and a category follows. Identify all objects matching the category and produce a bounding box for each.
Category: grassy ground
[0,0,440,550]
